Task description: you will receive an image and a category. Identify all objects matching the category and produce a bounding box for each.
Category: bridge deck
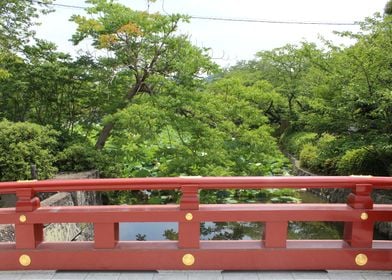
[0,270,391,279]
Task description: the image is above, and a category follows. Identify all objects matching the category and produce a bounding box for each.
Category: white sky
[35,0,387,67]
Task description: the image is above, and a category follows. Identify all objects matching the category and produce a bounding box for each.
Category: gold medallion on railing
[19,254,31,267]
[360,212,368,220]
[19,215,27,223]
[355,253,368,266]
[182,254,195,266]
[185,213,193,221]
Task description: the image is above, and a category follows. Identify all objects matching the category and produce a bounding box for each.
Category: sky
[35,0,387,67]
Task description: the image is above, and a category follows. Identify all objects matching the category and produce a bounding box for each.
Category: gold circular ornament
[182,254,195,266]
[19,215,27,223]
[185,213,193,221]
[19,254,31,267]
[360,212,368,220]
[355,254,368,266]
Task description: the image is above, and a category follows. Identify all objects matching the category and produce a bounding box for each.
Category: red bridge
[0,176,391,270]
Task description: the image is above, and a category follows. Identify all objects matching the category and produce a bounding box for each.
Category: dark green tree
[0,40,105,140]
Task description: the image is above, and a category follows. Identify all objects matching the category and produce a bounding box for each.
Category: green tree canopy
[71,0,217,149]
[0,0,52,79]
[99,75,288,178]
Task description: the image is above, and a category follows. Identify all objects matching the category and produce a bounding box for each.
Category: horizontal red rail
[1,204,391,223]
[0,176,391,194]
[0,176,391,271]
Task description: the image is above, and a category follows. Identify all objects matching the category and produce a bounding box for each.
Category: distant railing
[0,176,391,270]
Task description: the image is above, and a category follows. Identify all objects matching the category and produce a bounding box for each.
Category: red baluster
[94,223,119,249]
[263,221,288,248]
[344,184,374,248]
[179,185,199,249]
[15,188,42,249]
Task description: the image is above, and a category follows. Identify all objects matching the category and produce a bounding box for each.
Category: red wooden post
[179,186,200,249]
[15,188,43,249]
[94,223,119,249]
[344,184,374,248]
[263,222,288,248]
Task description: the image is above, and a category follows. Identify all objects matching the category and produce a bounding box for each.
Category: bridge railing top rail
[0,176,391,194]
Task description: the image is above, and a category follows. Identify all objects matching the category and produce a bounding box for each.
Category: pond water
[119,190,348,241]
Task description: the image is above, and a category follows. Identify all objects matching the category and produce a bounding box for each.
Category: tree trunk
[94,81,144,150]
[95,122,114,150]
[93,65,152,150]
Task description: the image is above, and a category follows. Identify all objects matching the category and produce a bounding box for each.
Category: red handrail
[0,176,391,270]
[0,176,392,193]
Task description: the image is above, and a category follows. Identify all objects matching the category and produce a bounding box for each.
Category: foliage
[56,143,101,172]
[288,221,341,239]
[0,120,58,181]
[70,0,217,149]
[0,0,52,79]
[337,145,392,176]
[283,131,317,157]
[385,0,392,15]
[255,42,325,121]
[0,40,106,141]
[299,144,319,171]
[99,79,289,180]
[105,190,180,205]
[199,188,299,204]
[232,13,392,176]
[0,0,391,204]
[0,0,51,49]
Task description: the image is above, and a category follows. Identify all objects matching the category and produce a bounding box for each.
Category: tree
[0,0,52,79]
[101,76,288,178]
[305,14,392,134]
[273,14,392,176]
[0,40,105,141]
[71,0,217,149]
[385,0,392,15]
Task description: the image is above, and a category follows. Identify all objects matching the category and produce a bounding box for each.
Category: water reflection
[120,191,344,241]
[120,222,178,241]
[119,220,344,241]
[201,222,263,240]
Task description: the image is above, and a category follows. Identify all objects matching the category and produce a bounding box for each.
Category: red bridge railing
[0,176,391,270]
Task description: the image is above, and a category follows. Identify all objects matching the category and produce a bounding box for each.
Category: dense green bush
[286,132,382,175]
[0,120,58,181]
[337,146,392,176]
[290,133,340,174]
[313,133,340,174]
[299,143,319,170]
[56,143,102,172]
[292,133,334,173]
[283,132,317,157]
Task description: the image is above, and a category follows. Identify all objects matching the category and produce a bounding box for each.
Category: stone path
[0,270,391,280]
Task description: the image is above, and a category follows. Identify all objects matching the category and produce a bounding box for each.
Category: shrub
[299,143,320,170]
[337,146,392,176]
[337,148,368,175]
[315,133,339,174]
[56,143,101,172]
[0,120,58,181]
[284,132,317,156]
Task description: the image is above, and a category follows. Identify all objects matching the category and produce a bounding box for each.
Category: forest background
[1,0,392,204]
